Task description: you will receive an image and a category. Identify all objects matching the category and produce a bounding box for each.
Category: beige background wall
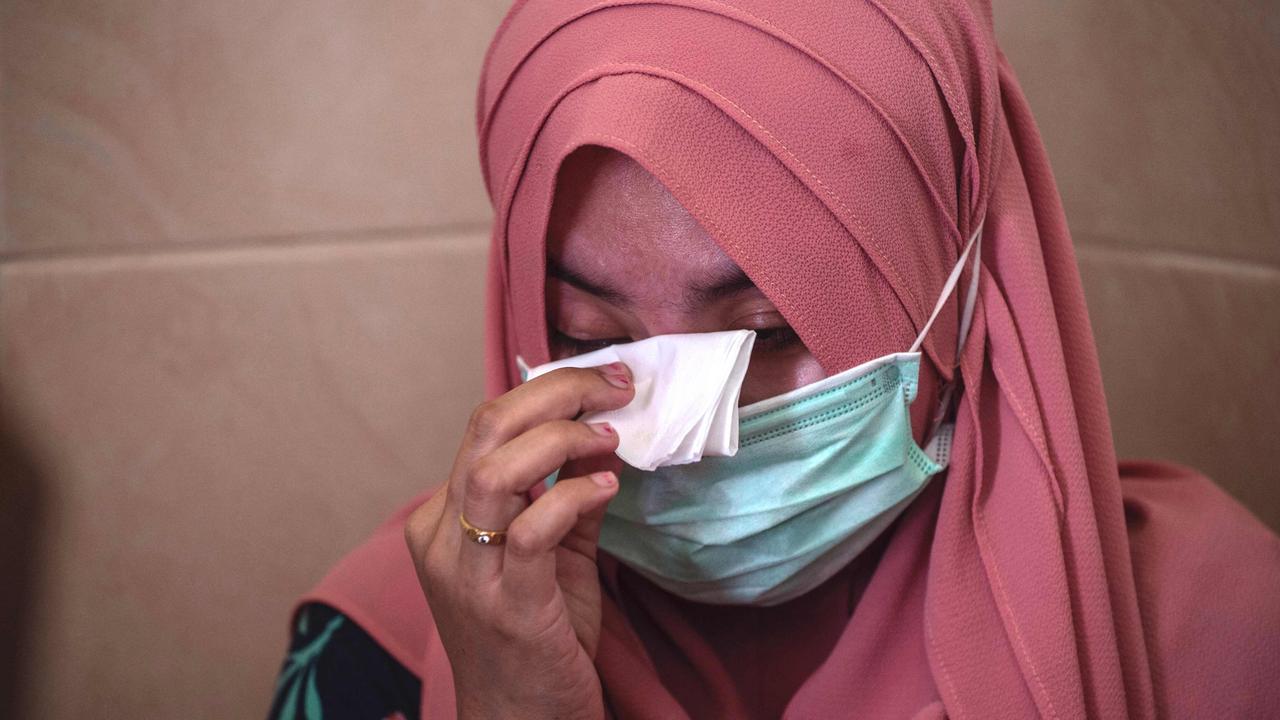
[1,1,1275,717]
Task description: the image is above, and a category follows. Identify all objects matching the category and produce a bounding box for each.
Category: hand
[405,362,633,720]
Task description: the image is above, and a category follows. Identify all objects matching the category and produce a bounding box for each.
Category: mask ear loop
[906,220,984,437]
[909,220,984,355]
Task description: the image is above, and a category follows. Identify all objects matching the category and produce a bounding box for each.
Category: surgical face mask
[521,222,984,606]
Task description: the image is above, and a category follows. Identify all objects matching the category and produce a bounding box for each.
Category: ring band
[459,513,507,546]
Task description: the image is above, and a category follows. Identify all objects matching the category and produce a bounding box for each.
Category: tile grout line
[3,224,1275,282]
[1073,235,1280,281]
[0,221,494,267]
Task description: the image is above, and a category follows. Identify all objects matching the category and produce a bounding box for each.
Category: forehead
[546,145,736,284]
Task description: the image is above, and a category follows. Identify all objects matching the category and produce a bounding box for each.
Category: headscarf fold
[300,2,1280,717]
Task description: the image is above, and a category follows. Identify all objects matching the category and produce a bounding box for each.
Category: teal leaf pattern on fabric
[305,664,322,718]
[270,608,345,720]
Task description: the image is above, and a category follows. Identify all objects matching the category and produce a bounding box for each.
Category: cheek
[738,345,827,405]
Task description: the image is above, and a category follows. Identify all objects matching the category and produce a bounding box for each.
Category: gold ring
[459,513,507,546]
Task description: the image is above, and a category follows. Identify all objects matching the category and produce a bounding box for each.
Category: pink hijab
[300,2,1280,717]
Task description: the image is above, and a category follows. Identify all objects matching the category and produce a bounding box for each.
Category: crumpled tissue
[520,330,756,471]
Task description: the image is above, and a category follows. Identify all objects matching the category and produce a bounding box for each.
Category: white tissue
[520,331,756,471]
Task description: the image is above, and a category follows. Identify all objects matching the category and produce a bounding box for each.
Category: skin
[543,145,827,403]
[544,145,938,435]
[404,147,840,719]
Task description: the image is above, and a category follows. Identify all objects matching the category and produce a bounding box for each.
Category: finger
[466,419,619,521]
[560,453,625,487]
[403,488,451,588]
[444,362,630,539]
[459,420,620,581]
[458,363,633,460]
[500,471,619,607]
[558,454,625,553]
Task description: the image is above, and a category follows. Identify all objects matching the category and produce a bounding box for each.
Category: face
[545,146,827,405]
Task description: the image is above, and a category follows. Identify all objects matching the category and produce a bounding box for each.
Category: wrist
[456,684,604,720]
[458,699,604,720]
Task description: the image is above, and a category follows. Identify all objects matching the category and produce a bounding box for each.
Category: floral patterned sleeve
[267,603,421,720]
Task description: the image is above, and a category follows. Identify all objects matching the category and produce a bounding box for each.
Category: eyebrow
[546,256,631,305]
[686,265,757,308]
[546,256,759,310]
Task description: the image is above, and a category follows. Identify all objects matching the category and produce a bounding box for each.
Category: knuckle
[404,505,436,551]
[466,401,506,441]
[504,519,541,560]
[467,457,507,496]
[404,517,424,551]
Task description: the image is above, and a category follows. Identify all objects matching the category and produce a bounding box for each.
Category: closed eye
[550,325,801,357]
[749,326,801,351]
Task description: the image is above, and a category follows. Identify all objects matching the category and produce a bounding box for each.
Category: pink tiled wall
[1,1,1275,717]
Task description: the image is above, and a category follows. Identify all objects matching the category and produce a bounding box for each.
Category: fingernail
[601,362,631,388]
[590,422,615,436]
[592,471,617,487]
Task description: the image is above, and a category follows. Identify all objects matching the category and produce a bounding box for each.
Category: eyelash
[550,329,627,355]
[751,326,801,351]
[550,326,801,355]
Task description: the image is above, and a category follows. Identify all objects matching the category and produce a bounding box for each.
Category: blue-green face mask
[541,222,983,607]
[601,352,952,605]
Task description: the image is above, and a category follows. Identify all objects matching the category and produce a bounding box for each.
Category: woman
[269,1,1280,718]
